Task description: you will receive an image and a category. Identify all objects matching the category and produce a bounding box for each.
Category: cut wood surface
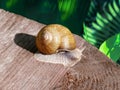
[0,9,120,90]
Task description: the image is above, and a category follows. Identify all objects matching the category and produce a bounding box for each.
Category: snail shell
[36,24,76,54]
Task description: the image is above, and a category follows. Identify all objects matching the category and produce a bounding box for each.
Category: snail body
[36,24,76,54]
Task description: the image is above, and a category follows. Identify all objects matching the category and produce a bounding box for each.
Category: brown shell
[36,24,76,54]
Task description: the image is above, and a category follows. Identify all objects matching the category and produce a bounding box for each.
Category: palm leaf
[85,0,112,23]
[83,0,120,47]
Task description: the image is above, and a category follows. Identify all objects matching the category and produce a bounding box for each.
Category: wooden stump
[0,9,120,90]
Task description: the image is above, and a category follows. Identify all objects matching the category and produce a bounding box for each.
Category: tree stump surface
[0,9,120,90]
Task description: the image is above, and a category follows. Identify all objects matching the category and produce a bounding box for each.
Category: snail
[36,24,76,54]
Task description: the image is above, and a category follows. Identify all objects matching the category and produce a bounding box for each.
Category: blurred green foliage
[0,0,91,35]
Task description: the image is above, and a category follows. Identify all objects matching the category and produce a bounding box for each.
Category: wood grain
[0,9,120,90]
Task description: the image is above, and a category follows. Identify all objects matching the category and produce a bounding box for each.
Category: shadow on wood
[14,33,38,53]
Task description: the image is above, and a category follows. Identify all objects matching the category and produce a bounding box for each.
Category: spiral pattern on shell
[36,24,76,54]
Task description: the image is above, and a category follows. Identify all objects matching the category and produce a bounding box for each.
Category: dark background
[0,0,91,35]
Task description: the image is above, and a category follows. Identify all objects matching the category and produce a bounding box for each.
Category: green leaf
[113,0,119,13]
[99,33,120,63]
